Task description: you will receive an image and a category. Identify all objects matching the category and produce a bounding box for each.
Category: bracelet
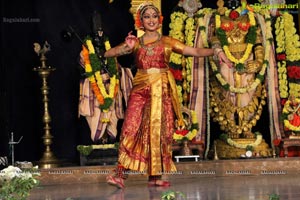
[211,42,221,49]
[213,47,223,57]
[120,43,132,55]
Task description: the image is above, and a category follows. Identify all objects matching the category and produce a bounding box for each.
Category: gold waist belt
[228,43,247,53]
[137,68,169,74]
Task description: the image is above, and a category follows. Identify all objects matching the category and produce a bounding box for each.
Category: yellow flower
[85,63,92,73]
[86,40,95,54]
[104,41,111,50]
[289,83,300,98]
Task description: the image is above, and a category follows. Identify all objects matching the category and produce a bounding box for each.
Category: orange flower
[135,11,142,29]
[82,45,90,64]
[91,82,104,104]
[114,83,119,96]
[221,22,234,32]
[238,22,251,31]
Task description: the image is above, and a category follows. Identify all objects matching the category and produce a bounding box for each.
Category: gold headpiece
[136,2,159,17]
[134,2,162,30]
[217,0,247,14]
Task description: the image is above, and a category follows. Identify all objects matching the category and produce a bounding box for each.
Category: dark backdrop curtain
[0,0,136,164]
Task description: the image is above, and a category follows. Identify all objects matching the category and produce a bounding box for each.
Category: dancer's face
[141,8,160,31]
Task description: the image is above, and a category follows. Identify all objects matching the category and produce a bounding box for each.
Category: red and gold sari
[118,36,185,176]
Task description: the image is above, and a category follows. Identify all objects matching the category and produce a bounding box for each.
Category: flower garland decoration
[209,57,266,93]
[169,10,198,104]
[275,14,288,98]
[210,8,274,94]
[282,97,300,132]
[169,11,187,104]
[215,11,257,72]
[220,132,263,149]
[282,12,300,62]
[81,36,119,112]
[274,12,300,100]
[195,8,214,48]
[173,110,199,141]
[289,83,300,98]
[77,144,116,156]
[184,17,196,95]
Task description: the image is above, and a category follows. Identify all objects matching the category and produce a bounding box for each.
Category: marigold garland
[275,15,288,98]
[169,11,187,103]
[209,57,266,93]
[215,11,257,72]
[275,12,300,99]
[82,37,119,112]
[220,132,263,149]
[289,83,300,98]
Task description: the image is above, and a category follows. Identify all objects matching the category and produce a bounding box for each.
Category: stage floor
[29,174,300,200]
[27,157,300,199]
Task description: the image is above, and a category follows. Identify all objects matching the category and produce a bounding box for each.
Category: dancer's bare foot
[106,174,125,189]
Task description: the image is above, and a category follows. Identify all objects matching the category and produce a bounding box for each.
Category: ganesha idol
[190,0,283,158]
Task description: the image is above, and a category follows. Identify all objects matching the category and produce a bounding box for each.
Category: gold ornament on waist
[228,43,247,53]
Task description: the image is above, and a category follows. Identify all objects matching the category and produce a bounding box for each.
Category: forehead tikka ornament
[137,2,159,19]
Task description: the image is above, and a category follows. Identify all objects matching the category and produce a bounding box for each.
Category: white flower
[20,171,33,180]
[0,165,22,180]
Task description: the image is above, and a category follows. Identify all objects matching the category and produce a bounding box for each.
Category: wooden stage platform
[38,157,300,186]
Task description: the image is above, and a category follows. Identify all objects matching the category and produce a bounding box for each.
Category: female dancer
[104,2,231,189]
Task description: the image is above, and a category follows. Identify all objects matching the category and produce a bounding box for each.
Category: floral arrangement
[209,56,266,93]
[220,132,263,149]
[168,10,198,104]
[195,8,214,48]
[210,6,274,94]
[169,11,188,105]
[173,110,199,141]
[77,144,117,156]
[215,10,257,72]
[275,12,300,100]
[0,165,40,200]
[282,97,300,132]
[81,36,119,113]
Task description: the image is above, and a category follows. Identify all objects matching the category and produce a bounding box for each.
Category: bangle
[119,43,131,55]
[213,47,223,56]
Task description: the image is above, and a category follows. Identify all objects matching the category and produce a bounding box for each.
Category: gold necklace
[140,33,161,56]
